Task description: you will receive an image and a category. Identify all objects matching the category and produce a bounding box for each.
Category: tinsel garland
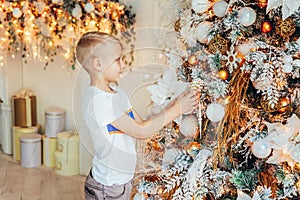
[214,68,250,166]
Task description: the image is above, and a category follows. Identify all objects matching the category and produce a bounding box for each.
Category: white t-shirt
[83,86,137,186]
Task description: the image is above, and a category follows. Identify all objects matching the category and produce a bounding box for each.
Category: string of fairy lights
[0,0,135,69]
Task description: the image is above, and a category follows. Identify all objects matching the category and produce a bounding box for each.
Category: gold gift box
[54,151,79,176]
[12,89,37,127]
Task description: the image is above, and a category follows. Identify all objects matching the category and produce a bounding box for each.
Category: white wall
[2,0,167,133]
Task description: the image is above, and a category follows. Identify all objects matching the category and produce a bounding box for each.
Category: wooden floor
[0,152,85,200]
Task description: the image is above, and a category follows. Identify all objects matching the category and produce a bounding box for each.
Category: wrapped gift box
[12,89,37,127]
[45,107,65,138]
[13,125,41,161]
[42,136,57,167]
[20,133,41,168]
[54,151,79,176]
[57,131,79,160]
[0,105,13,154]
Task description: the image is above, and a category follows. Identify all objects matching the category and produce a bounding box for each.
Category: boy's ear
[92,58,102,72]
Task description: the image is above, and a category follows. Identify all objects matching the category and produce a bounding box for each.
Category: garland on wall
[135,0,300,199]
[0,0,135,69]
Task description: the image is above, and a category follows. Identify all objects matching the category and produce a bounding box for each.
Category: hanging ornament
[283,63,293,73]
[277,97,290,113]
[12,7,23,18]
[187,55,199,66]
[84,3,95,13]
[275,18,296,37]
[72,4,82,19]
[258,0,268,8]
[295,163,300,171]
[163,148,180,165]
[174,19,181,32]
[206,103,225,122]
[217,69,229,81]
[251,139,272,158]
[238,7,257,27]
[208,35,228,54]
[213,0,228,17]
[260,96,278,112]
[296,179,300,191]
[179,114,198,137]
[195,21,213,44]
[262,21,272,33]
[186,141,201,155]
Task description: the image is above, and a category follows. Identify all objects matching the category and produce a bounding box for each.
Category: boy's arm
[110,90,198,139]
[132,110,144,124]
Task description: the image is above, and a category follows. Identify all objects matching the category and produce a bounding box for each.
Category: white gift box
[45,107,65,138]
[0,105,13,154]
[13,125,41,161]
[20,133,41,168]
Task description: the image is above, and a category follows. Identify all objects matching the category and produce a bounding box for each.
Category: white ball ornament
[84,3,95,13]
[251,139,272,159]
[179,114,198,137]
[213,0,228,17]
[163,148,179,165]
[195,21,213,44]
[72,4,82,19]
[206,103,225,122]
[283,55,293,64]
[238,7,257,27]
[283,63,293,73]
[13,7,22,18]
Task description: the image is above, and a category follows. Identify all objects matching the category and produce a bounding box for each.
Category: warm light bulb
[218,69,229,80]
[12,54,15,58]
[262,21,272,33]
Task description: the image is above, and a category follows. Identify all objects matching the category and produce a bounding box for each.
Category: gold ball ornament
[188,55,199,66]
[276,18,296,37]
[296,179,300,191]
[295,163,300,171]
[217,69,229,80]
[208,35,228,54]
[260,96,278,112]
[277,97,290,113]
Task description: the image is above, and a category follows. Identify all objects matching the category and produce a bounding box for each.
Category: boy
[75,32,198,200]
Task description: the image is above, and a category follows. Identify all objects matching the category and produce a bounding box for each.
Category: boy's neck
[91,79,115,93]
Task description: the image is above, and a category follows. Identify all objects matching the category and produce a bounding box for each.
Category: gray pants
[84,170,132,200]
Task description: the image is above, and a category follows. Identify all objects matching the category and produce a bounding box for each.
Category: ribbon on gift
[12,88,37,127]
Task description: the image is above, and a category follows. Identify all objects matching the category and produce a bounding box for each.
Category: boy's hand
[175,89,199,115]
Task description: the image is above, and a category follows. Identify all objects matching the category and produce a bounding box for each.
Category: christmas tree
[135,0,300,199]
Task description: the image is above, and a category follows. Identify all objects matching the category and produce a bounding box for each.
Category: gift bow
[13,88,35,98]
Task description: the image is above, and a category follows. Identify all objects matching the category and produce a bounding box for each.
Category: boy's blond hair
[75,32,120,70]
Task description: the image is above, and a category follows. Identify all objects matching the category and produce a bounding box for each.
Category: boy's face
[98,41,124,83]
